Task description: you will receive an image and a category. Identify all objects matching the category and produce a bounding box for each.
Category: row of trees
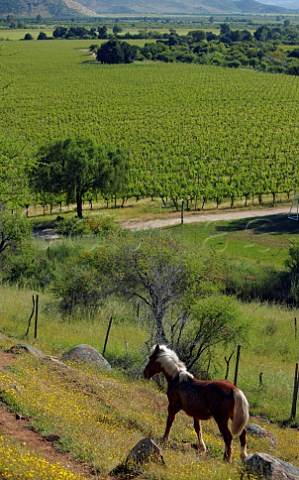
[94,24,299,75]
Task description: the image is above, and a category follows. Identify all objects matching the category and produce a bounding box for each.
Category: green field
[1,39,299,207]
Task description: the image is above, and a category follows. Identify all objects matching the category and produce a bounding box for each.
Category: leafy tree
[113,24,122,34]
[176,295,242,373]
[98,25,108,39]
[96,39,138,64]
[53,27,68,38]
[105,232,220,344]
[37,31,48,40]
[31,137,127,218]
[0,209,31,256]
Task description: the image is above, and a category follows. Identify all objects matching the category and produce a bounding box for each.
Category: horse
[143,344,249,463]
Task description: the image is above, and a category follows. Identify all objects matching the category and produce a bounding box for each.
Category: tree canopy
[31,137,128,218]
[96,39,138,64]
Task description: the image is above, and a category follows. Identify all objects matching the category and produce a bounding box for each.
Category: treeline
[94,23,299,75]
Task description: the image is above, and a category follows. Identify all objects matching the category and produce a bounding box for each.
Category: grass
[0,434,84,480]
[0,284,298,423]
[0,332,298,480]
[0,285,148,363]
[170,214,299,269]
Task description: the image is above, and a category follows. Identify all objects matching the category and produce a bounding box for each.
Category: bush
[177,294,243,377]
[55,214,122,238]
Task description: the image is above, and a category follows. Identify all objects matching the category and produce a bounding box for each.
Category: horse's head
[143,344,163,379]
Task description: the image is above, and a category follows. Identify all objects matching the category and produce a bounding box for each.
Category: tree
[98,25,108,39]
[175,295,242,373]
[0,209,31,255]
[96,39,138,64]
[37,31,48,40]
[31,138,126,218]
[53,27,68,38]
[107,232,219,344]
[113,24,122,34]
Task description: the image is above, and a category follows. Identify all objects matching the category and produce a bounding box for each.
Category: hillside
[0,0,294,17]
[0,0,98,18]
[78,0,295,13]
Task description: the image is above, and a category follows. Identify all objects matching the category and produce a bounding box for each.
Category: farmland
[1,28,299,480]
[1,39,299,207]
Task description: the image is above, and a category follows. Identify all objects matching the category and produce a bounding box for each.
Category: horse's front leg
[162,405,178,442]
[193,418,207,454]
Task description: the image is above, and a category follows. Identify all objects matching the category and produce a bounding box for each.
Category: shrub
[55,214,122,238]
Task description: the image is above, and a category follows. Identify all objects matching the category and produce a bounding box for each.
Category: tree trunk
[153,304,168,344]
[76,193,83,219]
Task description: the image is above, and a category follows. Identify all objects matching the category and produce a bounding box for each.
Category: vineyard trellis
[1,40,299,210]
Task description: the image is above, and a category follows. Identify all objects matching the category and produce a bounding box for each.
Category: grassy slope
[0,332,298,480]
[1,208,299,477]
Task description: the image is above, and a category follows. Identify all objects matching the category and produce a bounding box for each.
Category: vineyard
[1,39,299,209]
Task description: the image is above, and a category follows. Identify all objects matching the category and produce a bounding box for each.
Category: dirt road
[121,206,290,230]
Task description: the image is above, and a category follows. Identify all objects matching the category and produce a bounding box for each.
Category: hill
[78,0,295,13]
[0,0,98,18]
[0,0,295,17]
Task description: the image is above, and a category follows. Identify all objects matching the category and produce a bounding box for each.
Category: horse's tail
[231,388,249,436]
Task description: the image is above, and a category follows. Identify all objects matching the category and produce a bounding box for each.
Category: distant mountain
[0,0,295,17]
[258,0,299,9]
[78,0,295,13]
[0,0,97,18]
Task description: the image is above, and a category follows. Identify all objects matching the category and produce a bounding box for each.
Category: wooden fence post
[234,345,241,386]
[181,200,184,225]
[295,317,297,341]
[103,316,113,358]
[291,362,299,421]
[224,351,234,380]
[34,294,39,339]
[24,295,35,338]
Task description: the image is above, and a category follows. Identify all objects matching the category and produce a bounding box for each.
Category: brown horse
[143,344,249,463]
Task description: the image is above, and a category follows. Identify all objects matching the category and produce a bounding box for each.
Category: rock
[244,452,299,479]
[246,423,277,446]
[126,438,164,469]
[61,344,111,370]
[110,438,164,477]
[45,434,60,442]
[42,356,72,369]
[15,413,26,420]
[8,344,45,357]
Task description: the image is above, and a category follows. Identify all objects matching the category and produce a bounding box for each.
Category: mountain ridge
[0,0,296,17]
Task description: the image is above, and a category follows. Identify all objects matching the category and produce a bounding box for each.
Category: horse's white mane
[151,345,194,382]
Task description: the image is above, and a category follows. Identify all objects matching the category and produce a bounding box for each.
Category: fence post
[234,345,241,386]
[24,295,35,338]
[291,362,299,421]
[34,294,39,339]
[103,316,113,358]
[295,317,297,341]
[181,200,184,225]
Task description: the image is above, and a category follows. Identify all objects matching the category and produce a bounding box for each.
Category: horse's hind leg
[239,429,247,461]
[194,418,206,453]
[215,419,233,463]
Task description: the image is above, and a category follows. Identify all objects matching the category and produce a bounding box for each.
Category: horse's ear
[155,345,160,353]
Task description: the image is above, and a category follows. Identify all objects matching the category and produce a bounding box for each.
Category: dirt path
[0,352,94,479]
[121,206,289,230]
